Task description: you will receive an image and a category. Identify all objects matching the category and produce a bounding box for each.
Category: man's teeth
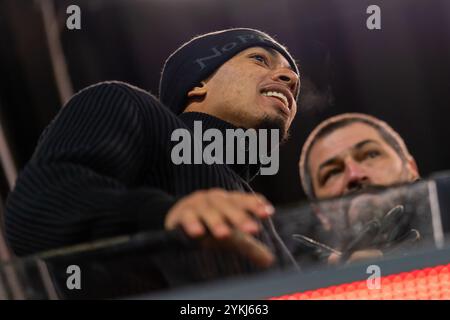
[262,91,288,107]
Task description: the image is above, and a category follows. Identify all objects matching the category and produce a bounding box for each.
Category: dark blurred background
[1,0,450,207]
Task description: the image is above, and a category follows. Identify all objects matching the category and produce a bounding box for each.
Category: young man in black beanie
[5,28,300,270]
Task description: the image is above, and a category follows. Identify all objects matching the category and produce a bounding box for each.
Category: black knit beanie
[159,28,299,114]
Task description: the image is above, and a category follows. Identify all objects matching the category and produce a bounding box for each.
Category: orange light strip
[271,264,450,300]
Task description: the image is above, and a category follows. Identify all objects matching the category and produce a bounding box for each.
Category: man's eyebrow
[354,139,380,150]
[318,157,339,172]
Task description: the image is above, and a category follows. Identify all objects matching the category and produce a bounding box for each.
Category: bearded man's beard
[255,114,290,145]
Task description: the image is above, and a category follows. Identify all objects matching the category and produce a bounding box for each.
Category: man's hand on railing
[164,188,276,268]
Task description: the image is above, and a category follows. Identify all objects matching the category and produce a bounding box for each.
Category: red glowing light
[271,263,450,300]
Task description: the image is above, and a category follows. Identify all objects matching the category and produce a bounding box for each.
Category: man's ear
[187,81,207,98]
[407,156,420,181]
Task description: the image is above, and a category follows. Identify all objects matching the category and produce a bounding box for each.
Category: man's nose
[271,68,299,94]
[344,159,369,191]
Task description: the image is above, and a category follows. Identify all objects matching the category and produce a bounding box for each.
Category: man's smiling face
[308,122,419,199]
[188,46,300,139]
